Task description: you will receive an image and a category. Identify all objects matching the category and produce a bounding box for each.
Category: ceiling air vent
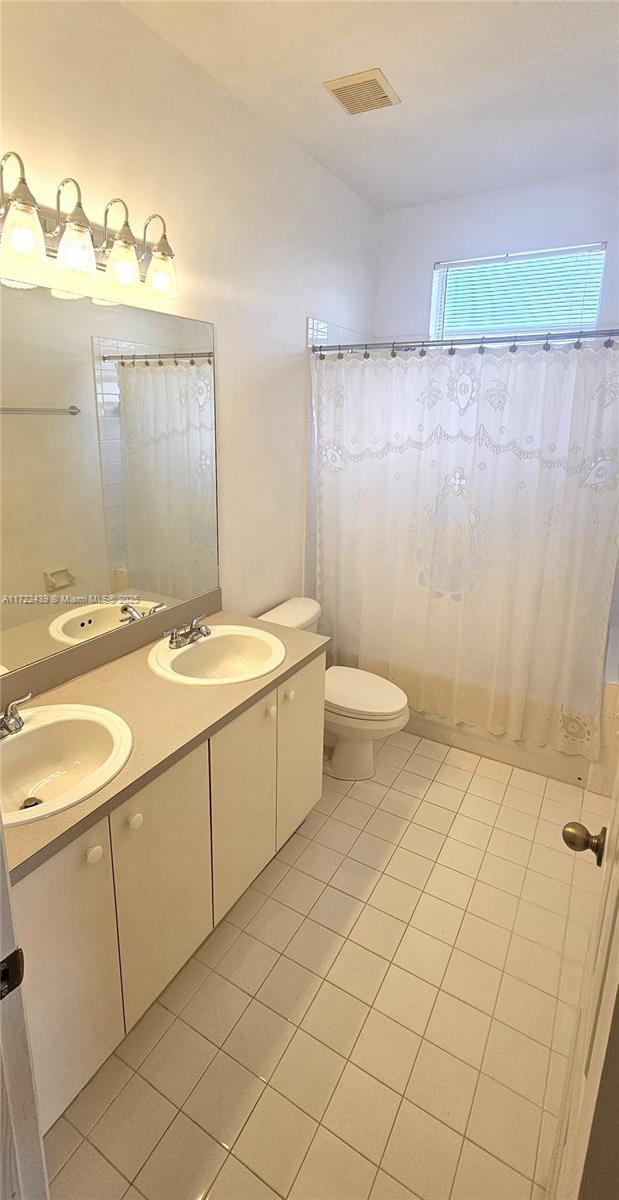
[324,68,400,116]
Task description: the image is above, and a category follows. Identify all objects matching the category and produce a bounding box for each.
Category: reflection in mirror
[0,285,218,673]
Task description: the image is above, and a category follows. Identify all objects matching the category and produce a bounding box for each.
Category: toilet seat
[325,666,408,721]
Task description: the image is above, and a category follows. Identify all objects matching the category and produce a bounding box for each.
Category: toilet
[259,597,410,780]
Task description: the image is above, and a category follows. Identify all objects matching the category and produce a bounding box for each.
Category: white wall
[374,170,619,336]
[1,1,375,615]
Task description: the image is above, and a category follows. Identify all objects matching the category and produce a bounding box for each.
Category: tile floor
[45,733,608,1200]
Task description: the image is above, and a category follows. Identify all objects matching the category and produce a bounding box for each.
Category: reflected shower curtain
[313,345,619,757]
[118,360,217,597]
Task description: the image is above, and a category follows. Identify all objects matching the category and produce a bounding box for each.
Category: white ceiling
[129,0,619,212]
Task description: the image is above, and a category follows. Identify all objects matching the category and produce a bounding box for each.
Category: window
[429,243,606,339]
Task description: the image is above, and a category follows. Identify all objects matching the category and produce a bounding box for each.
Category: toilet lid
[325,666,408,719]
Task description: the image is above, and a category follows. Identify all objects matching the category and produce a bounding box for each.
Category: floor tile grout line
[448,892,540,1200]
[44,1131,86,1187]
[284,1111,380,1200]
[63,1050,140,1139]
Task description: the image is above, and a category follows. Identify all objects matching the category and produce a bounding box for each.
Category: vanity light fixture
[0,150,178,297]
[0,151,46,264]
[142,214,177,298]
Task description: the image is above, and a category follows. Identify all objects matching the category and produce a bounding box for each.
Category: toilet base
[324,736,376,781]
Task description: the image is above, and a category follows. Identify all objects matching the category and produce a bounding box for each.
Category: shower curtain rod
[312,328,618,355]
[101,350,213,363]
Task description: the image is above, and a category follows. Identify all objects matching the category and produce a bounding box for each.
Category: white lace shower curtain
[313,345,618,758]
[118,360,217,598]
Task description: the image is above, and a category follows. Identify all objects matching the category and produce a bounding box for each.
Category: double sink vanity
[0,282,328,1138]
[4,612,328,1133]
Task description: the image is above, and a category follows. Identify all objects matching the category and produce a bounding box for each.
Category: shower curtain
[312,344,619,757]
[118,359,217,598]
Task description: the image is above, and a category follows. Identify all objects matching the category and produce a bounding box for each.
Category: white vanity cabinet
[9,648,325,1129]
[11,818,124,1132]
[276,655,325,848]
[210,690,278,923]
[210,653,326,921]
[110,745,213,1030]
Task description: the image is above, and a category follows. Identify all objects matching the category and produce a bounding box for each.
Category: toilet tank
[259,597,321,632]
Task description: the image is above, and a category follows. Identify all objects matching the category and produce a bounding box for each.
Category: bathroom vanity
[6,613,327,1132]
[0,282,329,1136]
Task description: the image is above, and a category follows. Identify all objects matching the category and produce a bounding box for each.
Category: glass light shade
[50,289,84,301]
[145,250,177,298]
[0,200,46,261]
[106,238,140,287]
[56,221,96,277]
[1,277,36,289]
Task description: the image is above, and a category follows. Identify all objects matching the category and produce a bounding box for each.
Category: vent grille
[324,68,400,116]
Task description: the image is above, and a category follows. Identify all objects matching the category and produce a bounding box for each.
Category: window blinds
[430,244,606,339]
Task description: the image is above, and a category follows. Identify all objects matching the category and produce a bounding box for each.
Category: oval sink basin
[1,705,133,826]
[49,601,159,645]
[148,624,286,685]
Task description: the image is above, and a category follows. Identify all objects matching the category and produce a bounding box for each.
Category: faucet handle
[5,692,32,717]
[148,603,166,616]
[190,615,211,636]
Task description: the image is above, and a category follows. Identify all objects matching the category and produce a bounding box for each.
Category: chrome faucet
[120,603,143,623]
[166,615,212,649]
[120,601,166,624]
[0,692,32,738]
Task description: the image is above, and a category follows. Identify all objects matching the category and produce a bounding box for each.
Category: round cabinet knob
[128,812,144,831]
[286,690,296,702]
[268,705,277,719]
[85,845,103,865]
[562,820,607,867]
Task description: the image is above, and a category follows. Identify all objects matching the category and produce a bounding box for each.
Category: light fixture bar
[32,204,167,281]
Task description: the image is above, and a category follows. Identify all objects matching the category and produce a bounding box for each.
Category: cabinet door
[12,818,124,1132]
[277,654,326,848]
[210,692,277,923]
[110,745,212,1030]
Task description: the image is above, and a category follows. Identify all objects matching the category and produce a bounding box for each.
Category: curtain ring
[337,345,343,359]
[190,355,196,365]
[131,354,136,368]
[174,355,179,366]
[419,342,426,358]
[391,342,397,358]
[363,344,370,359]
[157,357,163,366]
[319,349,325,361]
[574,333,583,349]
[604,336,614,348]
[120,355,125,368]
[144,355,149,366]
[509,339,517,353]
[543,334,551,351]
[478,337,485,355]
[448,341,455,356]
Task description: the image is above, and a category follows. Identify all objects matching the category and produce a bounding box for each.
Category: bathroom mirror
[0,285,218,673]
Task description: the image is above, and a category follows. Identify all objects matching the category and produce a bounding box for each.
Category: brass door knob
[562,821,606,867]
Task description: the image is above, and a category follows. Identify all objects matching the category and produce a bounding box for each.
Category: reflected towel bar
[0,405,81,415]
